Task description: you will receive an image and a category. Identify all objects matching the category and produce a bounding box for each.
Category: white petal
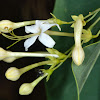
[55,24,61,31]
[35,20,45,26]
[40,24,61,32]
[24,35,38,51]
[38,33,55,48]
[25,25,40,33]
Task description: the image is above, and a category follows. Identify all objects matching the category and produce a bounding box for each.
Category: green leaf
[45,0,100,100]
[72,41,100,99]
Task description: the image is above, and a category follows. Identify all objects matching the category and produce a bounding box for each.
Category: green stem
[13,19,56,29]
[64,45,74,54]
[14,20,35,29]
[92,30,100,38]
[53,51,72,71]
[86,12,98,23]
[31,73,48,87]
[88,17,100,30]
[49,64,56,69]
[19,60,52,74]
[60,20,74,24]
[2,33,39,40]
[50,13,74,25]
[46,30,74,37]
[84,8,100,19]
[7,40,21,49]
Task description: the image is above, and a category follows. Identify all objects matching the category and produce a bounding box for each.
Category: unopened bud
[72,46,85,66]
[19,74,47,95]
[72,16,85,66]
[0,20,15,33]
[3,57,17,63]
[19,83,33,95]
[5,67,21,81]
[0,20,35,33]
[0,47,18,62]
[0,47,8,60]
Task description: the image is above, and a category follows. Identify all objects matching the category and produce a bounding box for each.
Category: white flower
[24,20,61,51]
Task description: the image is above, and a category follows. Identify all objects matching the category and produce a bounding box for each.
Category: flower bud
[0,20,14,33]
[72,16,85,66]
[19,83,33,95]
[0,47,8,60]
[3,57,17,63]
[19,74,47,95]
[0,20,35,33]
[5,67,21,81]
[0,47,18,62]
[72,46,85,66]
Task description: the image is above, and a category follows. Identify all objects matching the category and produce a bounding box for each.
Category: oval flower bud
[0,20,35,33]
[0,20,14,33]
[3,57,17,63]
[5,67,21,81]
[19,83,33,95]
[19,73,47,95]
[0,47,8,60]
[72,46,85,66]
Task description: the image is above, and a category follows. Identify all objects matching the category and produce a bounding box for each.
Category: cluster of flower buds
[5,48,66,95]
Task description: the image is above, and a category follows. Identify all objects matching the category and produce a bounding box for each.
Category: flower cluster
[0,8,99,95]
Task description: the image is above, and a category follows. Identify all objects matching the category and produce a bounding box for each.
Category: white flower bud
[72,17,85,66]
[72,46,85,66]
[3,57,17,63]
[5,67,21,81]
[0,47,18,62]
[19,74,47,95]
[0,20,35,33]
[0,20,15,33]
[0,47,8,60]
[19,83,33,95]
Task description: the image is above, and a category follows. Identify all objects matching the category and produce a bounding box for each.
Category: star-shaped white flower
[24,20,61,51]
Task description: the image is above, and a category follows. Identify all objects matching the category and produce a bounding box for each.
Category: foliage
[45,0,100,100]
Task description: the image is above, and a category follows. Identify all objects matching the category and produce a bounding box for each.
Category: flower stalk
[5,60,52,81]
[0,47,59,63]
[19,73,48,95]
[7,51,59,58]
[46,30,74,37]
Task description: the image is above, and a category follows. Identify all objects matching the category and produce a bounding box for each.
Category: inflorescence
[0,8,99,95]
